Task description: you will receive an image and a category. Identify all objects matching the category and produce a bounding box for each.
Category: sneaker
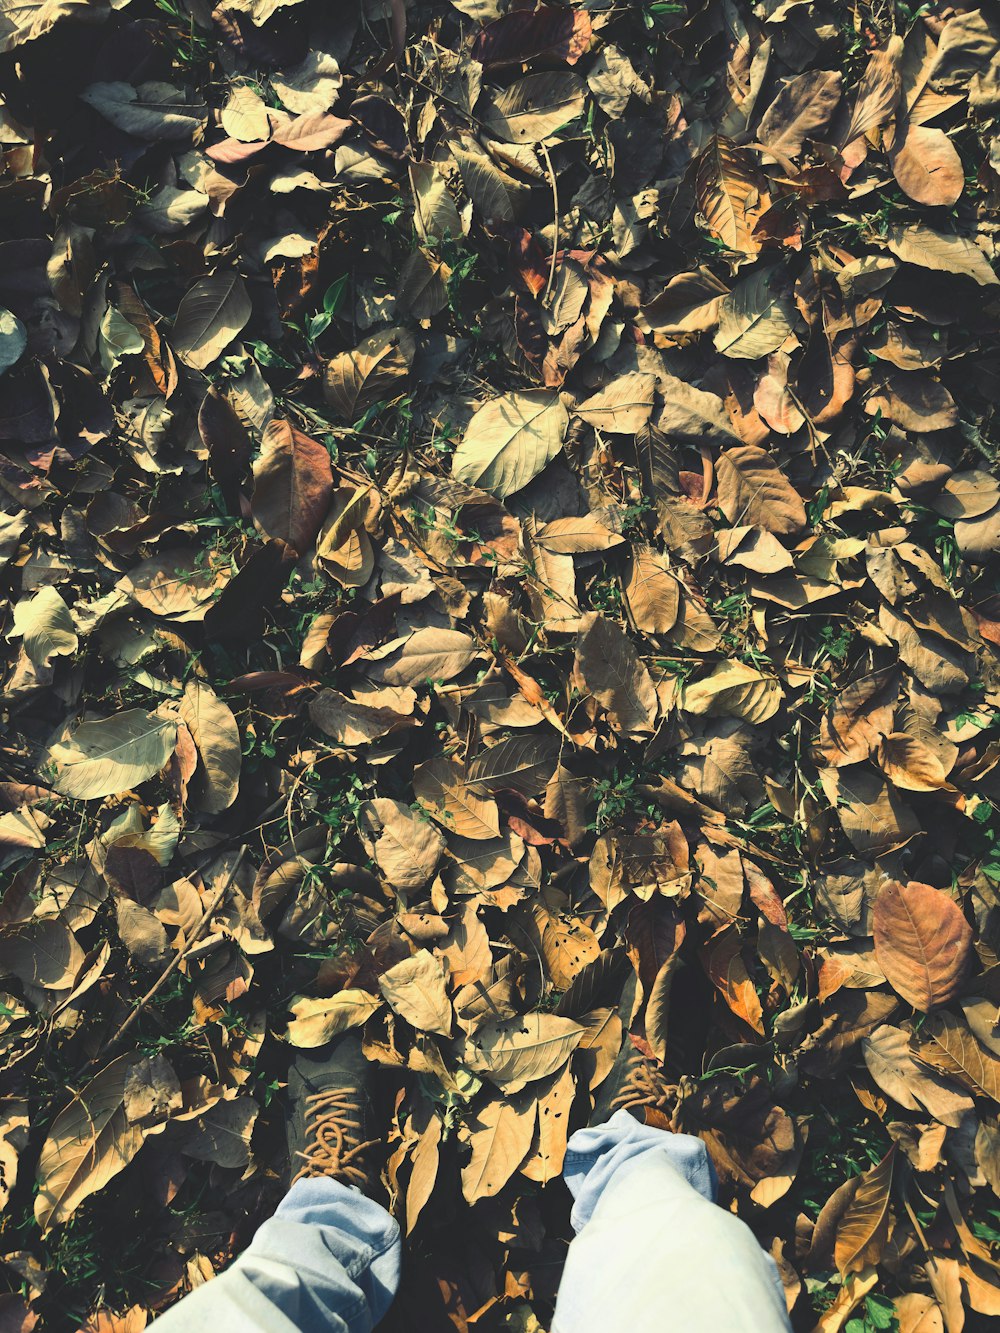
[591,1035,677,1127]
[287,1031,384,1192]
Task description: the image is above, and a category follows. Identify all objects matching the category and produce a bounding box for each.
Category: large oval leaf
[452,390,567,498]
[171,272,251,371]
[46,709,178,801]
[251,418,333,555]
[873,880,973,1012]
[35,1054,147,1231]
[457,1013,584,1092]
[480,71,585,143]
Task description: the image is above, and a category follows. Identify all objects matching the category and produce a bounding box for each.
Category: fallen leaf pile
[1,1,1000,1329]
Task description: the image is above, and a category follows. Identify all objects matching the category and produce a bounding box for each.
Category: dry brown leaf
[251,419,333,556]
[459,1091,534,1203]
[890,124,964,207]
[324,328,415,420]
[573,612,657,736]
[695,136,768,257]
[456,1013,585,1093]
[716,445,807,536]
[35,1055,147,1232]
[624,547,681,636]
[834,1146,895,1275]
[359,798,445,896]
[287,991,382,1048]
[873,881,973,1013]
[914,1011,1000,1100]
[379,950,453,1037]
[413,756,502,841]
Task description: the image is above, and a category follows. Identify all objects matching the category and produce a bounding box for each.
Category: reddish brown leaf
[251,419,333,556]
[873,881,973,1013]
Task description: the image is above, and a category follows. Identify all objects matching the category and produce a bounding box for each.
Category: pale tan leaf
[359,798,445,896]
[410,161,463,244]
[886,223,999,287]
[536,515,625,554]
[480,71,585,143]
[682,661,783,725]
[35,1054,147,1231]
[179,681,241,813]
[452,391,568,499]
[894,1294,944,1333]
[844,38,902,143]
[624,547,681,635]
[271,51,342,116]
[890,124,964,207]
[519,1062,575,1184]
[221,84,269,141]
[525,902,601,992]
[7,587,77,667]
[459,1092,534,1202]
[46,710,178,801]
[813,1268,879,1332]
[286,991,382,1048]
[381,628,479,687]
[379,950,453,1037]
[457,1013,585,1093]
[575,373,656,434]
[863,1025,972,1126]
[714,268,797,360]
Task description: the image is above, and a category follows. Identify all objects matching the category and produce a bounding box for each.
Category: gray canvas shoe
[287,1031,383,1192]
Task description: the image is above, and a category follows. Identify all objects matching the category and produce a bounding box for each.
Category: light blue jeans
[153,1110,791,1333]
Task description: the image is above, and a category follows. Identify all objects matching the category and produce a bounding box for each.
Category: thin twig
[99,845,249,1060]
[540,141,560,303]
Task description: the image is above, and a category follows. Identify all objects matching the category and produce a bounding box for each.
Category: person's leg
[552,1109,792,1333]
[150,1033,401,1333]
[151,1177,401,1333]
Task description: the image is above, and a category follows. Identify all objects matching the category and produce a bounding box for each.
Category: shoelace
[292,1088,380,1189]
[610,1050,676,1116]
